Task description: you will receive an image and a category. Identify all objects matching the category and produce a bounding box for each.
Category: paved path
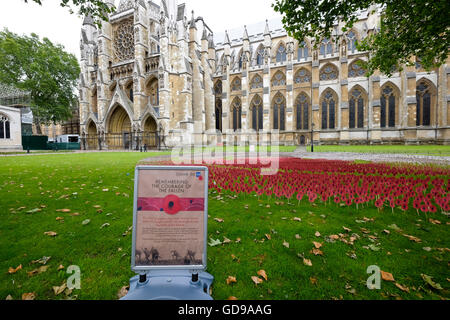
[291,148,450,166]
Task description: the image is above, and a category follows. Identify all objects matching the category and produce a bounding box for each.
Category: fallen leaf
[60,209,71,213]
[310,277,318,285]
[315,231,321,237]
[421,274,443,290]
[56,217,64,221]
[382,229,391,235]
[53,283,67,295]
[44,231,58,237]
[311,248,323,256]
[343,226,352,232]
[313,241,323,249]
[26,208,41,214]
[429,219,441,225]
[22,292,35,300]
[257,270,268,281]
[222,237,232,244]
[403,234,422,243]
[70,212,80,216]
[100,223,110,229]
[303,258,312,266]
[395,283,410,293]
[8,265,22,274]
[31,256,51,265]
[57,265,65,271]
[227,296,238,300]
[368,244,380,251]
[251,276,263,285]
[27,265,49,277]
[388,224,402,232]
[82,219,91,225]
[283,241,290,248]
[214,218,224,223]
[423,247,432,252]
[329,235,339,240]
[208,238,222,247]
[265,234,271,240]
[226,276,237,285]
[293,217,302,222]
[295,234,302,239]
[381,271,395,282]
[117,286,129,299]
[5,295,13,300]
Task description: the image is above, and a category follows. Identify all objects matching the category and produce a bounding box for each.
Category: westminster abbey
[78,0,450,149]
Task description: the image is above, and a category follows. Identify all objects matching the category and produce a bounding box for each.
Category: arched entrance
[106,105,132,150]
[142,115,158,149]
[86,120,98,150]
[300,135,306,146]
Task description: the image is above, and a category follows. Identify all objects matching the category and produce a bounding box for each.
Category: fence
[81,132,159,151]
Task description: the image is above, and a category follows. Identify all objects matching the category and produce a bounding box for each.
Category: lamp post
[311,123,315,152]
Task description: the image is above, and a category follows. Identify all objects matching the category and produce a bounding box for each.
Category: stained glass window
[348,60,366,78]
[251,95,263,131]
[380,85,396,128]
[416,81,433,126]
[349,88,365,129]
[320,38,333,56]
[0,114,10,139]
[297,42,309,61]
[294,68,311,84]
[347,31,357,53]
[295,93,309,130]
[231,78,242,92]
[273,94,286,130]
[250,74,263,89]
[320,64,338,81]
[271,71,286,87]
[232,98,242,131]
[276,44,287,62]
[321,90,336,129]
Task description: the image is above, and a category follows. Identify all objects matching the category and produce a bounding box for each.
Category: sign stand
[120,166,214,300]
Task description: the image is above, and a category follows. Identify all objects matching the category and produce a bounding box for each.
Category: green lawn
[0,153,448,300]
[305,145,450,156]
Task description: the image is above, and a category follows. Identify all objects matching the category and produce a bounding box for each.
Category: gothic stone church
[79,0,450,150]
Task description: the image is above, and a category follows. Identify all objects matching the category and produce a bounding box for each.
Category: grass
[305,145,450,156]
[0,152,448,300]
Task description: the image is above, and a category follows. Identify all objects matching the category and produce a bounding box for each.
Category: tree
[23,0,115,26]
[0,29,80,132]
[272,0,450,76]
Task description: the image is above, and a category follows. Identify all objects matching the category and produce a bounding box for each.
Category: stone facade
[79,0,450,149]
[0,105,22,150]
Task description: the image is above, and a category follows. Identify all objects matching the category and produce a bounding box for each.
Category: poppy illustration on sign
[163,195,182,215]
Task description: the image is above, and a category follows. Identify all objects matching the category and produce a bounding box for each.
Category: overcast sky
[0,0,281,60]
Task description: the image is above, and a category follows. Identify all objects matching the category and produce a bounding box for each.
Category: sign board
[132,166,208,272]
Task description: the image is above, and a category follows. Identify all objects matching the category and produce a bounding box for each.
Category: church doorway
[300,135,306,146]
[106,105,132,150]
[86,120,98,150]
[142,116,158,149]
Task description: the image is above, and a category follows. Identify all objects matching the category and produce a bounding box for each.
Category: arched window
[0,114,10,139]
[250,74,263,89]
[295,93,310,130]
[231,77,242,92]
[231,98,242,131]
[349,87,365,129]
[416,80,435,126]
[271,71,286,87]
[321,90,337,129]
[348,60,366,78]
[294,68,311,84]
[319,64,339,81]
[125,82,133,102]
[238,52,243,70]
[251,95,264,131]
[320,38,333,56]
[276,44,287,63]
[256,46,264,66]
[347,31,357,53]
[380,85,397,128]
[297,41,309,61]
[272,93,286,131]
[214,81,223,132]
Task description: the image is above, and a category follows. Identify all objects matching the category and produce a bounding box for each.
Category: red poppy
[163,195,182,215]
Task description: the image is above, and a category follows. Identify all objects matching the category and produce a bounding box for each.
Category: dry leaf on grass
[395,283,410,293]
[381,271,395,282]
[403,234,422,243]
[313,241,323,249]
[22,292,36,300]
[8,265,22,274]
[265,234,271,240]
[293,217,302,222]
[226,276,237,285]
[311,248,324,256]
[315,231,321,237]
[27,265,49,277]
[429,219,441,225]
[44,231,58,237]
[283,241,290,248]
[227,296,238,300]
[257,270,268,281]
[303,258,312,266]
[53,283,67,295]
[251,276,263,285]
[214,218,224,223]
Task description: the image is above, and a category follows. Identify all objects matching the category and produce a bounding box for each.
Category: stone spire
[243,25,249,41]
[264,19,271,37]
